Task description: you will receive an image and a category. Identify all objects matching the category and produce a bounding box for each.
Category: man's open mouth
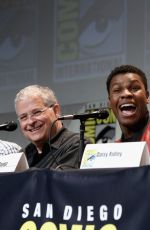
[120,103,136,115]
[28,126,42,132]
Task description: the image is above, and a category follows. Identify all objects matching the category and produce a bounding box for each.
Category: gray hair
[14,85,58,110]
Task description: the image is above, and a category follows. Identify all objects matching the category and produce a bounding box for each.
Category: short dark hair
[106,65,148,94]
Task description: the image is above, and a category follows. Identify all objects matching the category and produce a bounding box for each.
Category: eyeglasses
[18,104,54,122]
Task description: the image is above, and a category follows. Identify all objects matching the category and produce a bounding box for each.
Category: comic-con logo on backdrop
[53,0,125,82]
[83,101,116,144]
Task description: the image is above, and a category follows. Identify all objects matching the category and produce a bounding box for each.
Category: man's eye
[20,115,27,121]
[132,87,138,91]
[32,110,42,116]
[112,88,120,93]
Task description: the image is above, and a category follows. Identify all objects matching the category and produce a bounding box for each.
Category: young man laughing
[106,65,150,152]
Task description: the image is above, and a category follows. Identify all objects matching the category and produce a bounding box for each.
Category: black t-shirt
[25,127,81,169]
[120,116,149,142]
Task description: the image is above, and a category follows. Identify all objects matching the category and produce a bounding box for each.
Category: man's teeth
[120,104,135,108]
[29,127,40,132]
[120,104,136,111]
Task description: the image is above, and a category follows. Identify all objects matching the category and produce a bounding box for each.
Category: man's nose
[121,89,133,98]
[26,114,36,123]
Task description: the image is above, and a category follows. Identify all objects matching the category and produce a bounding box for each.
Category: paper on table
[0,152,29,172]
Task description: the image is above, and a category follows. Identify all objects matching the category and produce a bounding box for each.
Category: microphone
[58,109,109,121]
[0,121,18,131]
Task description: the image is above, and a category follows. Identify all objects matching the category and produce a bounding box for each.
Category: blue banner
[0,166,150,229]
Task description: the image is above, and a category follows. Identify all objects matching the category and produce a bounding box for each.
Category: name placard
[80,141,150,169]
[0,152,29,172]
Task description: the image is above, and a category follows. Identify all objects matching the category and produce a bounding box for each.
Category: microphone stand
[78,119,86,167]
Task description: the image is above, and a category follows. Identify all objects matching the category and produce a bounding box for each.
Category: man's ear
[53,104,61,118]
[146,91,150,104]
[107,97,111,109]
